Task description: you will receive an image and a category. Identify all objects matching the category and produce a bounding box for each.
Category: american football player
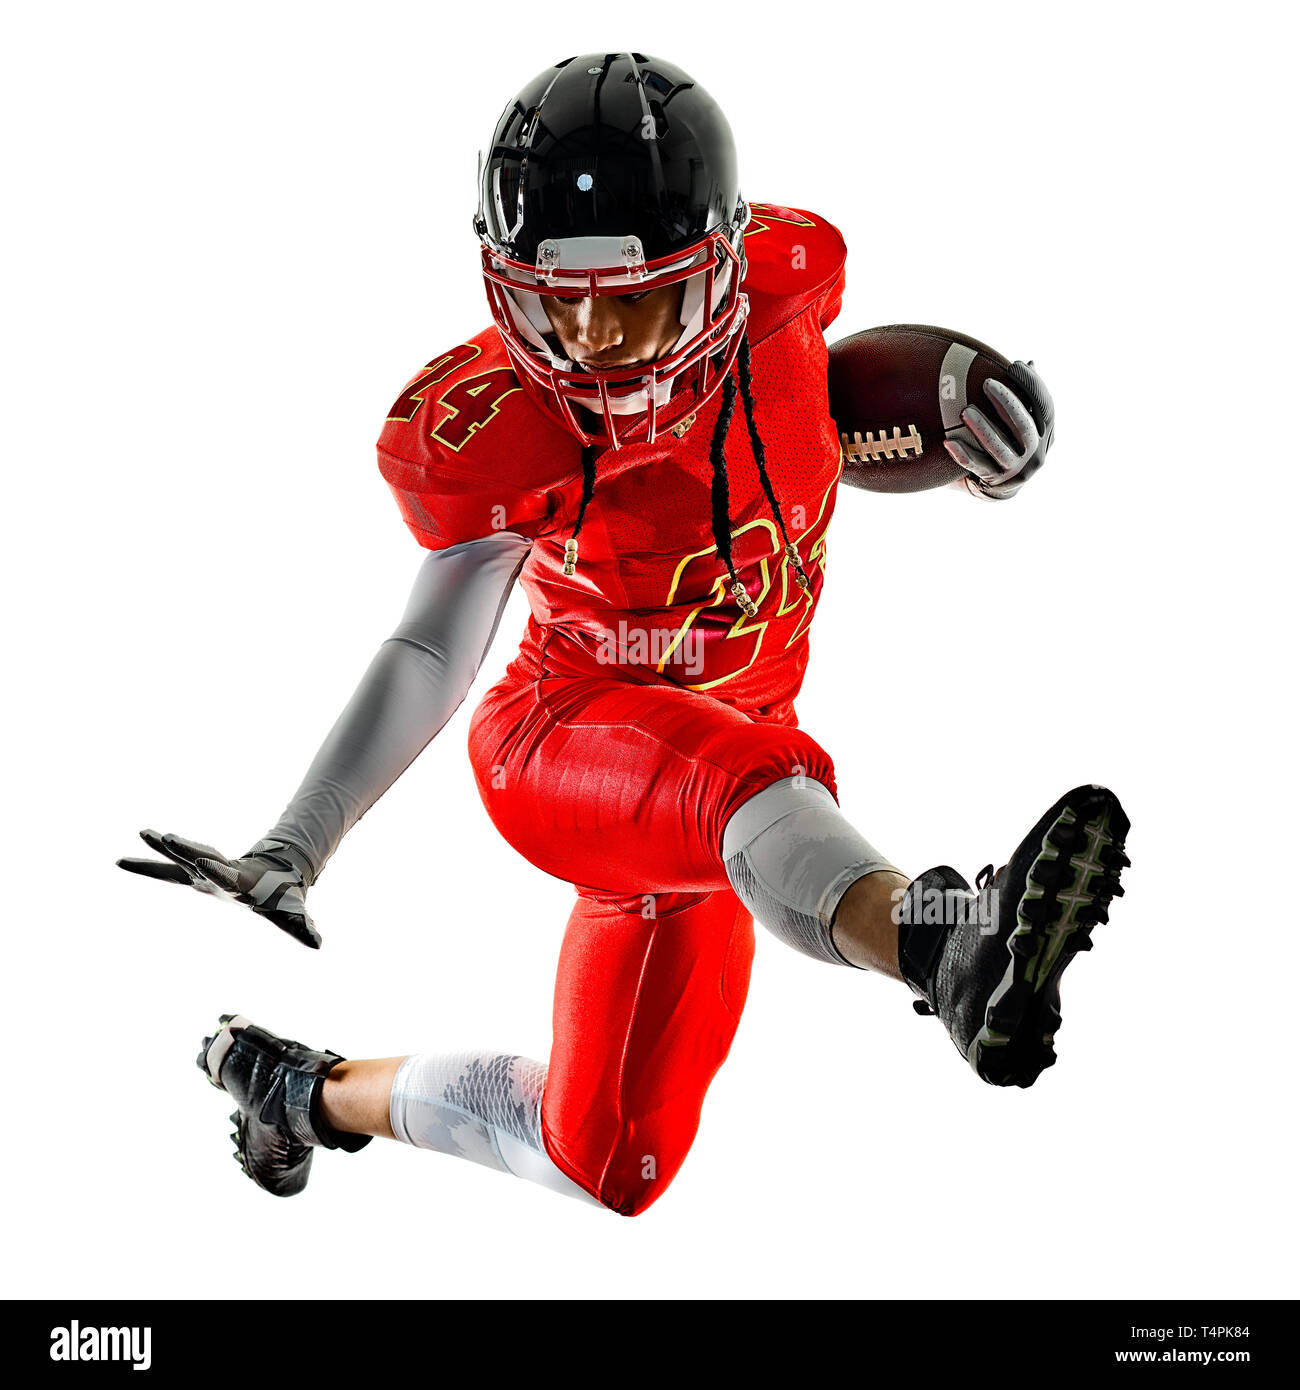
[120,53,1128,1214]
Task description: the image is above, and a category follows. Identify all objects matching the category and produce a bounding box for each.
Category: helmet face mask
[475,53,749,449]
[481,224,749,447]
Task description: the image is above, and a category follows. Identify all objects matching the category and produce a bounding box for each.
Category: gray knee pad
[722,777,896,967]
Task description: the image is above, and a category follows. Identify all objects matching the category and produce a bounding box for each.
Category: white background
[4,0,1295,1301]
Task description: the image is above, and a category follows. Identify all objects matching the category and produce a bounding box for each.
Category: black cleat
[198,1014,370,1197]
[898,784,1130,1088]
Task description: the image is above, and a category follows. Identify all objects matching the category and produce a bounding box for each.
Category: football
[828,324,1029,494]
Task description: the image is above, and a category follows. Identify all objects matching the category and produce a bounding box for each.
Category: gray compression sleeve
[722,776,898,967]
[247,532,531,883]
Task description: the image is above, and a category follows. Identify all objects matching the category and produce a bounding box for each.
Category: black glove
[117,831,321,948]
[944,360,1055,500]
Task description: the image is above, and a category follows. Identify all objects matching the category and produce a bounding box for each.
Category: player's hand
[944,360,1055,500]
[117,831,322,949]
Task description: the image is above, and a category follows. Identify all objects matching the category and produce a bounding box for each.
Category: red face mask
[480,221,750,450]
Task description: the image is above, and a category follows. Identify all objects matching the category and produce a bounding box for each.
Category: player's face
[540,282,686,369]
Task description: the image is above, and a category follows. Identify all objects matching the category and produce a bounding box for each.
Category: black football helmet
[476,53,750,448]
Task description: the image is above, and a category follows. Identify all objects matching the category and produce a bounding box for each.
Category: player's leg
[470,672,905,971]
[716,771,907,970]
[472,673,1131,1087]
[539,888,755,1217]
[722,773,1131,1084]
[310,887,756,1218]
[469,671,867,895]
[197,676,776,1207]
[200,883,753,1215]
[831,871,911,974]
[199,1015,603,1206]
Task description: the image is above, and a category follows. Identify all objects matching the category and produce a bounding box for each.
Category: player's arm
[118,531,530,948]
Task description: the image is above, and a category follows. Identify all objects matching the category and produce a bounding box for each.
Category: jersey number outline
[657,480,834,692]
[387,342,522,452]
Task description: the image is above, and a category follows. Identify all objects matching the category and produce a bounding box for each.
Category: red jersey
[378,203,847,723]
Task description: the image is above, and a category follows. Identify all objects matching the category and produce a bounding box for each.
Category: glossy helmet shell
[476,53,749,448]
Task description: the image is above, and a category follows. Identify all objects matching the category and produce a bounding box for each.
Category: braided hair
[562,442,601,575]
[564,331,812,605]
[735,334,812,595]
[707,372,749,611]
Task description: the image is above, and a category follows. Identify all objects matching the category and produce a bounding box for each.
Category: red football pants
[467,668,837,1215]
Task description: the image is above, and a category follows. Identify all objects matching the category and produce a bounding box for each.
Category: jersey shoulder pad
[741,203,847,340]
[377,326,576,549]
[378,325,570,467]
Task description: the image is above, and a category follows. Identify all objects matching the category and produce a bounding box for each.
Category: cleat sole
[970,786,1129,1088]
